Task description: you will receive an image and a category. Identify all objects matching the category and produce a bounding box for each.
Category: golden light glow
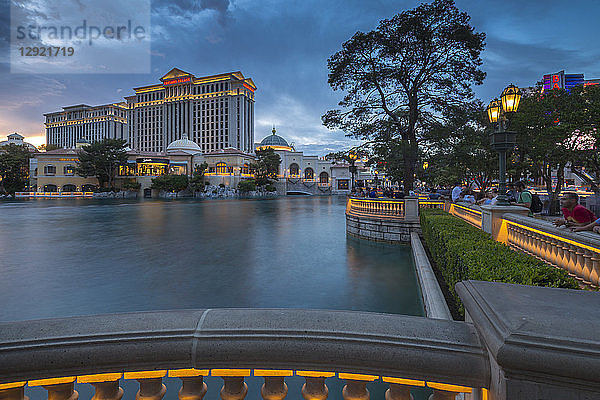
[253,370,294,377]
[168,369,209,378]
[0,382,26,390]
[427,382,472,393]
[123,371,166,379]
[337,373,378,381]
[77,373,122,383]
[504,220,600,253]
[295,371,335,378]
[486,98,501,123]
[482,388,489,400]
[382,377,425,387]
[28,377,76,387]
[210,369,251,377]
[423,162,429,170]
[501,84,522,113]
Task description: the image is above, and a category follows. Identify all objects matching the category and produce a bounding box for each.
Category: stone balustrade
[2,282,599,400]
[447,203,482,229]
[0,308,487,400]
[346,197,406,219]
[501,213,600,287]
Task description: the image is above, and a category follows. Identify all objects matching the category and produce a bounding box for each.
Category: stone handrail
[0,309,488,400]
[346,197,405,219]
[501,213,600,286]
[448,202,482,229]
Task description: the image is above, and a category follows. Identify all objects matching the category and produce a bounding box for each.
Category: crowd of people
[351,181,600,234]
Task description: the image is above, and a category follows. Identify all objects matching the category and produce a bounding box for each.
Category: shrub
[265,184,276,192]
[419,208,579,316]
[122,179,141,191]
[219,183,226,188]
[238,179,256,193]
[150,174,189,192]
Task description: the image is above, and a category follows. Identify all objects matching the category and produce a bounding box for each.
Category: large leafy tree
[510,85,598,213]
[189,162,208,192]
[76,138,128,190]
[251,148,281,186]
[322,0,485,190]
[151,175,189,193]
[0,144,32,194]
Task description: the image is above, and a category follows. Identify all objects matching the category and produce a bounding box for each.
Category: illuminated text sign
[163,77,191,85]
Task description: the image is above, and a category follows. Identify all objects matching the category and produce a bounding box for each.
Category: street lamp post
[487,84,522,206]
[348,151,358,191]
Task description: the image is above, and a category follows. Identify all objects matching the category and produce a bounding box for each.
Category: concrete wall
[346,213,420,243]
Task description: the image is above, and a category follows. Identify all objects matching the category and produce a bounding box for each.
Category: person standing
[512,181,533,216]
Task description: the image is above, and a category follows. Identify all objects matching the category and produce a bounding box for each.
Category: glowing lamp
[501,84,521,113]
[486,99,501,123]
[423,162,429,170]
[348,152,358,161]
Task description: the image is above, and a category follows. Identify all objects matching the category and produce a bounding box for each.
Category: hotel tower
[44,68,256,154]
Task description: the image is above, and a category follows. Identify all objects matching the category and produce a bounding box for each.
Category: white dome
[166,134,201,153]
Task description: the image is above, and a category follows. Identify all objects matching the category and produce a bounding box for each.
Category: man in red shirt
[553,192,595,228]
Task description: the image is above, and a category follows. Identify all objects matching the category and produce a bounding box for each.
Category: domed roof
[167,134,201,153]
[259,127,291,148]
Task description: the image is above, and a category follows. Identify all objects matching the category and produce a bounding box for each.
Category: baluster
[340,374,377,400]
[574,246,586,282]
[220,378,247,400]
[124,371,166,400]
[254,370,292,400]
[582,249,594,285]
[78,374,124,400]
[547,238,559,267]
[342,381,369,400]
[297,372,334,400]
[168,369,209,400]
[428,389,456,400]
[27,378,78,400]
[556,240,567,269]
[590,253,600,287]
[567,244,579,276]
[212,370,250,400]
[0,383,28,400]
[385,384,413,400]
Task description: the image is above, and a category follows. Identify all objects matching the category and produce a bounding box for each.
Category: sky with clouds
[1,0,600,154]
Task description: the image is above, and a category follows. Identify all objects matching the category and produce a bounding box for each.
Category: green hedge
[420,208,579,316]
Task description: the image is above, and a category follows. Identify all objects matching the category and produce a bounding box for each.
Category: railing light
[253,369,294,377]
[0,382,26,390]
[210,369,251,377]
[168,369,209,378]
[28,377,76,387]
[78,373,122,383]
[381,377,425,387]
[337,373,378,381]
[123,371,166,379]
[427,382,472,393]
[295,371,335,378]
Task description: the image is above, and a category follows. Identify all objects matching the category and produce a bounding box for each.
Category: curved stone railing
[502,213,600,286]
[346,197,405,219]
[0,309,488,400]
[448,203,482,229]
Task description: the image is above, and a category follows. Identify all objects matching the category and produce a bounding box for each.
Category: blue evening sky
[1,0,599,154]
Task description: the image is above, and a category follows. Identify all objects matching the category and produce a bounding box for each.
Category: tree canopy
[323,0,485,189]
[0,144,32,194]
[251,148,281,186]
[76,138,128,190]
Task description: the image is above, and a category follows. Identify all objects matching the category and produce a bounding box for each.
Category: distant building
[125,68,256,154]
[0,133,37,152]
[44,104,128,149]
[542,70,600,92]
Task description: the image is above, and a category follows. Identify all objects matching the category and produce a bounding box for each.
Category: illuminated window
[337,179,349,190]
[304,168,314,180]
[62,184,76,192]
[320,172,329,184]
[64,165,75,175]
[216,162,227,174]
[289,163,299,177]
[44,165,56,175]
[242,163,250,174]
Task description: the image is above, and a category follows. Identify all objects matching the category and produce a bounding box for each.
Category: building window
[320,172,329,184]
[63,184,77,192]
[242,163,249,174]
[216,162,227,174]
[44,184,57,192]
[304,168,314,180]
[64,165,75,175]
[44,165,56,175]
[289,163,299,177]
[337,179,349,190]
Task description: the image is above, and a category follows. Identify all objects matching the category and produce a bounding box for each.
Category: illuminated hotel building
[44,104,128,149]
[125,68,256,153]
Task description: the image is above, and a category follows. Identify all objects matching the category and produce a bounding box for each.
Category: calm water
[0,195,426,399]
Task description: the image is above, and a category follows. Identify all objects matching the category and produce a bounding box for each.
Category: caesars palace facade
[34,68,376,195]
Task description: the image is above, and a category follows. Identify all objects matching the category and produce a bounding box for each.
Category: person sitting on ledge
[368,187,377,198]
[511,181,533,217]
[554,192,595,228]
[553,192,596,228]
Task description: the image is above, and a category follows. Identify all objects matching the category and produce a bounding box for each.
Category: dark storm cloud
[152,0,231,24]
